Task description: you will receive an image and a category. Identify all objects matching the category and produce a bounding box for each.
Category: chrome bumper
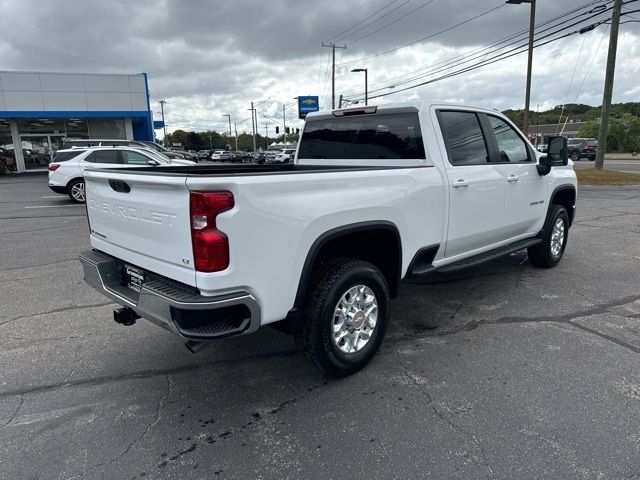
[79,250,261,340]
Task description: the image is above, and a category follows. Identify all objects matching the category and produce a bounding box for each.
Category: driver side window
[122,150,152,165]
[487,115,530,163]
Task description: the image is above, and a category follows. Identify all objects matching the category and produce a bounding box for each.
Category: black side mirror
[537,136,568,176]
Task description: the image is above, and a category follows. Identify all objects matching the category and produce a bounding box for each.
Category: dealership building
[0,71,154,172]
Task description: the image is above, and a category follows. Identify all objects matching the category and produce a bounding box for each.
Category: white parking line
[41,195,62,198]
[25,205,84,209]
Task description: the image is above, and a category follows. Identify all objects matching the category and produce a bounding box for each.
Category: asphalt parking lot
[1,174,639,480]
[572,157,640,174]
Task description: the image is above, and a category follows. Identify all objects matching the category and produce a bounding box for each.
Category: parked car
[274,148,296,163]
[136,141,188,161]
[197,150,211,160]
[230,151,252,163]
[48,147,196,203]
[171,148,198,162]
[210,150,231,161]
[79,102,577,377]
[567,138,597,161]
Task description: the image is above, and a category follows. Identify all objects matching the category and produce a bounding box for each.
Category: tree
[578,121,599,139]
[608,113,640,152]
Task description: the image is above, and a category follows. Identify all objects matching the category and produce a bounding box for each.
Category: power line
[343,2,615,101]
[349,0,438,46]
[325,0,399,42]
[337,0,604,68]
[353,12,614,102]
[332,0,411,43]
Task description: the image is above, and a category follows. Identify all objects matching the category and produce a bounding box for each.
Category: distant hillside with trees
[503,102,640,152]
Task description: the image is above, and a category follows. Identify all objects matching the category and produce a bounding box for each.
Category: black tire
[528,205,569,268]
[67,179,86,203]
[570,151,580,161]
[297,259,390,377]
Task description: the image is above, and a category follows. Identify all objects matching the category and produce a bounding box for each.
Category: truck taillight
[48,163,60,171]
[190,191,234,272]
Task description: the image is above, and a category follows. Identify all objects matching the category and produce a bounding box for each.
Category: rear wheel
[297,259,390,377]
[528,205,569,268]
[570,151,580,161]
[68,179,85,203]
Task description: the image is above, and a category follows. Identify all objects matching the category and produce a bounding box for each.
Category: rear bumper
[79,249,261,340]
[48,184,67,194]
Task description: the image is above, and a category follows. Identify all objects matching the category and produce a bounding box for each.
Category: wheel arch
[293,221,402,311]
[66,176,85,189]
[549,185,576,226]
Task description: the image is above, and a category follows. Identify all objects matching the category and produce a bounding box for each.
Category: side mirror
[547,136,568,165]
[147,160,160,166]
[537,136,568,176]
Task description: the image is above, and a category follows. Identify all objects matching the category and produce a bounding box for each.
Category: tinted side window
[122,150,151,165]
[53,151,83,162]
[439,111,489,166]
[87,150,121,164]
[297,112,425,160]
[487,115,530,163]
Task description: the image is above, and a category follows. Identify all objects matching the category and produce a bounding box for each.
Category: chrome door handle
[452,179,468,188]
[506,175,519,182]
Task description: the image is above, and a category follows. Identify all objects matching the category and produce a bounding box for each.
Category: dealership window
[88,118,126,139]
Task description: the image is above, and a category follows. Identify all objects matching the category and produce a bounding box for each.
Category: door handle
[452,179,468,188]
[506,175,519,182]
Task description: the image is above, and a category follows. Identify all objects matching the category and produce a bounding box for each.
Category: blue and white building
[0,71,154,172]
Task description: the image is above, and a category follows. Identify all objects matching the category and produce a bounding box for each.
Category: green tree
[608,113,640,152]
[578,121,599,139]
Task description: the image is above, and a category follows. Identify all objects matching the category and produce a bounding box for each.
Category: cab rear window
[297,113,425,160]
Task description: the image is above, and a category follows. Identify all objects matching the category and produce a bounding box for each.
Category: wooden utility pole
[322,43,346,109]
[595,0,623,170]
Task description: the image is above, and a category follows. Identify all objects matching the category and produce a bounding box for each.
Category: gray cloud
[0,0,637,135]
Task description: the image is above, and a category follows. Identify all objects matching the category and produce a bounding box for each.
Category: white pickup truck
[80,102,576,376]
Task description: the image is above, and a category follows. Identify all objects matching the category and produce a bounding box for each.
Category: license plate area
[121,264,144,292]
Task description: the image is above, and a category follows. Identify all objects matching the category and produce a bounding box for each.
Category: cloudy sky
[1,0,638,137]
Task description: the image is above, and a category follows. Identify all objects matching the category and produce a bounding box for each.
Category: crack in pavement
[442,294,640,355]
[0,349,299,399]
[0,257,79,272]
[397,361,495,480]
[92,375,173,478]
[0,301,114,327]
[0,395,24,430]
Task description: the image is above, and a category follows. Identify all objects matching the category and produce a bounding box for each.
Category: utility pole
[322,42,346,109]
[159,100,167,146]
[264,124,269,150]
[595,0,622,170]
[283,104,287,146]
[249,102,257,153]
[222,114,232,150]
[338,94,343,109]
[506,0,536,136]
[234,123,238,150]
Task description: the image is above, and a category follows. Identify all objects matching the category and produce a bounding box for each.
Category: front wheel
[528,205,569,268]
[570,151,580,161]
[297,259,390,377]
[68,179,85,203]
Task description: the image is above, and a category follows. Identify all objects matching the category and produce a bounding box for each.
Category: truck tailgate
[83,169,196,286]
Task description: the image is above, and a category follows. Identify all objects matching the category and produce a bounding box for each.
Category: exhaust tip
[113,307,139,326]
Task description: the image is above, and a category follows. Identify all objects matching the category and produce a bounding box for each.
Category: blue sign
[298,96,319,119]
[153,120,165,129]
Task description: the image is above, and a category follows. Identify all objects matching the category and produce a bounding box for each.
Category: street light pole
[159,100,167,146]
[351,68,368,105]
[506,0,536,136]
[283,103,287,146]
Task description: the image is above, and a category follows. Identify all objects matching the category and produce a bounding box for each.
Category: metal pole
[338,94,343,109]
[595,0,622,170]
[250,102,257,153]
[283,104,287,146]
[159,100,167,145]
[234,123,238,150]
[523,0,536,137]
[364,69,368,106]
[265,125,268,150]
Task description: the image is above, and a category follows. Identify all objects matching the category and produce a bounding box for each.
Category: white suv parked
[48,147,196,203]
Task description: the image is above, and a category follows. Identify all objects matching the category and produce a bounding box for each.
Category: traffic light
[275,126,279,134]
[296,128,300,134]
[285,127,290,134]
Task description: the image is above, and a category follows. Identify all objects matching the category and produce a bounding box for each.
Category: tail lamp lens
[48,163,60,171]
[190,191,234,272]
